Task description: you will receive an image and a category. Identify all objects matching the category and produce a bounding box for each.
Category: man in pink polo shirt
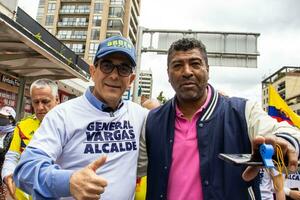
[138,38,300,200]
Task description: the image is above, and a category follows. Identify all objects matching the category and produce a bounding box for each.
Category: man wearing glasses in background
[13,36,148,200]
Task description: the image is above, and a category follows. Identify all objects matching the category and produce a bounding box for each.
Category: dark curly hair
[167,38,208,66]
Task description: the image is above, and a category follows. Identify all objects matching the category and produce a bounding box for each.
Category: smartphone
[218,153,264,166]
[218,153,300,166]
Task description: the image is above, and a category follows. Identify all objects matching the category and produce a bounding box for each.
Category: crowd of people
[0,35,299,200]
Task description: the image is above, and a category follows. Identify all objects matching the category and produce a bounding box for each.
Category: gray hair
[30,79,58,97]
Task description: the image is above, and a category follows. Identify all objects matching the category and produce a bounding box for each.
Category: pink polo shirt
[167,87,211,200]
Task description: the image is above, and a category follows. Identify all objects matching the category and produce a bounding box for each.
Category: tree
[156,91,167,104]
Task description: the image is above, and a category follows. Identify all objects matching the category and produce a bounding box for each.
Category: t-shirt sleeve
[8,125,21,154]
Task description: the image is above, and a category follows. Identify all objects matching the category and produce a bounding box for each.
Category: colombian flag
[268,85,300,129]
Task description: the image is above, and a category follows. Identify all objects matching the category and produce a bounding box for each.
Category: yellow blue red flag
[268,84,300,129]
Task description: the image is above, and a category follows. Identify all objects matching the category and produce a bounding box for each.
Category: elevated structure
[132,27,260,102]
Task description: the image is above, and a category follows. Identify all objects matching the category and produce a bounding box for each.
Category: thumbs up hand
[70,156,108,200]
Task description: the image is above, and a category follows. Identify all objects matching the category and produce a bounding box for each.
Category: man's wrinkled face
[168,48,209,102]
[90,53,135,108]
[31,86,59,121]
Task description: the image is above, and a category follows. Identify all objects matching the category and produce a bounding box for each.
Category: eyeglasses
[97,60,133,77]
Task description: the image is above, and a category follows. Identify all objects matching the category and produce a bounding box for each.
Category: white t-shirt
[259,169,274,200]
[29,95,148,200]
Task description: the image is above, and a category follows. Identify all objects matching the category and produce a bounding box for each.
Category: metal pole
[16,77,26,121]
[132,26,144,103]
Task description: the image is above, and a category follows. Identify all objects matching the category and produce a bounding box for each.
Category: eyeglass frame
[95,59,134,77]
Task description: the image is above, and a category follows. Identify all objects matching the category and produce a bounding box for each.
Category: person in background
[135,98,161,200]
[0,106,16,200]
[138,37,300,200]
[2,79,59,200]
[13,36,148,200]
[260,168,300,200]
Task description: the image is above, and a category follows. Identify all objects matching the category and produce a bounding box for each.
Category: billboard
[155,31,260,68]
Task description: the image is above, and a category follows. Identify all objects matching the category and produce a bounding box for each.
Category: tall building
[121,69,153,101]
[139,69,153,99]
[262,66,300,115]
[36,0,141,63]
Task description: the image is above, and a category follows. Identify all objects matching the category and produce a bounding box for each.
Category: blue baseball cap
[93,36,136,67]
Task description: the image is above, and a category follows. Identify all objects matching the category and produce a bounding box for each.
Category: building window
[48,3,56,13]
[277,81,285,91]
[61,5,76,13]
[110,0,124,5]
[279,92,285,99]
[91,29,100,40]
[89,43,99,54]
[106,32,121,38]
[108,7,124,18]
[72,44,84,53]
[45,15,54,26]
[60,17,87,26]
[92,16,102,26]
[107,19,123,32]
[94,3,103,13]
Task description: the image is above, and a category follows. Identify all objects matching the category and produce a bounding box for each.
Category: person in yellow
[135,99,161,200]
[1,79,59,200]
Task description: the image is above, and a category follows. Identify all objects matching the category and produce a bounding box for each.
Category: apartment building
[262,66,300,115]
[139,69,152,99]
[36,0,141,63]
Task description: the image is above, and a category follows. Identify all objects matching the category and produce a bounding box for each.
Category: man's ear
[129,73,136,85]
[89,64,96,82]
[56,95,60,104]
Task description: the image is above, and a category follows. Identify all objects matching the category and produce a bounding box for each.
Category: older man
[14,36,148,200]
[138,38,300,200]
[2,78,59,199]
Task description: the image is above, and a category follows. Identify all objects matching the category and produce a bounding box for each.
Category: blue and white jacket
[138,85,300,200]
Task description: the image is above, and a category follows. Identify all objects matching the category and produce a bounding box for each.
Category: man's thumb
[88,155,107,171]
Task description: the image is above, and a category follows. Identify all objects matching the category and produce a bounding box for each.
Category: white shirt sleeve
[2,150,20,180]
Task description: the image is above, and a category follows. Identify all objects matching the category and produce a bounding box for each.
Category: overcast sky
[18,0,300,101]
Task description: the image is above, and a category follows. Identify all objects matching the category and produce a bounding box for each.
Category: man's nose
[37,102,45,110]
[109,67,119,79]
[182,64,193,77]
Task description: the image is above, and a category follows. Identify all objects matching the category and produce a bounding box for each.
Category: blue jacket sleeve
[13,147,74,199]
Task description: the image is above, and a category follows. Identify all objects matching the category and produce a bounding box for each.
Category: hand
[289,190,300,200]
[242,136,299,181]
[70,156,108,200]
[4,174,17,199]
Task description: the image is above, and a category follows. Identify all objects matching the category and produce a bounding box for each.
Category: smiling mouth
[105,83,121,89]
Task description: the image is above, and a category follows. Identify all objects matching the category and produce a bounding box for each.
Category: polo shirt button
[164,166,167,170]
[204,180,209,186]
[160,194,163,198]
[199,123,204,127]
[169,139,173,143]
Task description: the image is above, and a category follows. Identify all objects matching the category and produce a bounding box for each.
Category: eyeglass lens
[99,61,132,77]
